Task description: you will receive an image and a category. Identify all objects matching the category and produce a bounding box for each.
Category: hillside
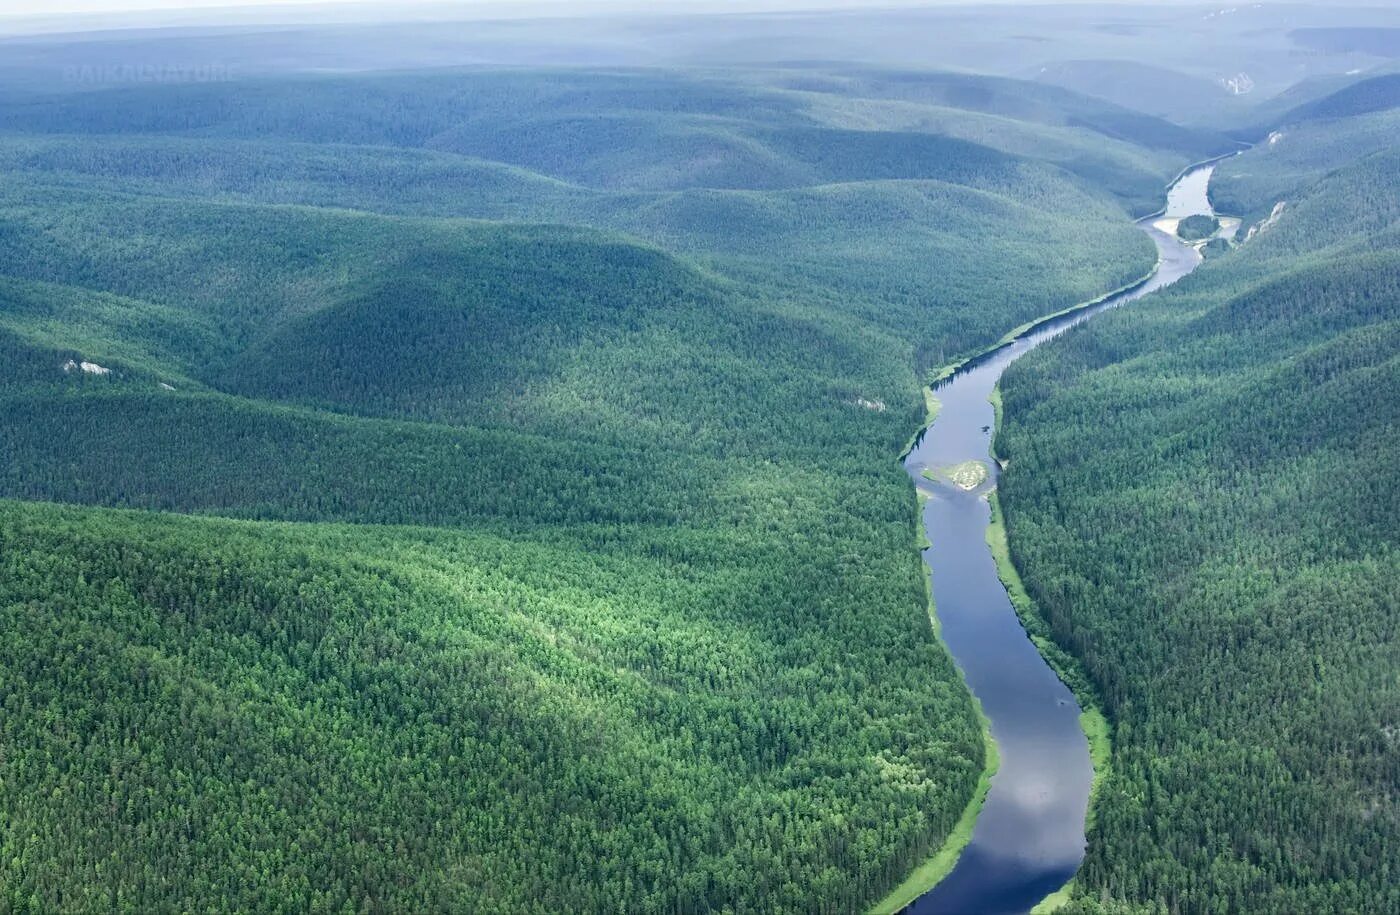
[996,136,1400,913]
[0,61,1169,913]
[1212,79,1400,220]
[0,66,1222,215]
[1030,59,1247,126]
[6,5,1395,911]
[1273,72,1400,126]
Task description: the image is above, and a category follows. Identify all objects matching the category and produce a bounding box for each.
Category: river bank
[883,160,1224,914]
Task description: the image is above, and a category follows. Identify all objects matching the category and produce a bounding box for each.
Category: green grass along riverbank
[989,386,1114,913]
[869,720,1000,915]
[925,261,1159,389]
[874,384,1109,915]
[871,374,1114,915]
[869,497,998,915]
[870,158,1218,911]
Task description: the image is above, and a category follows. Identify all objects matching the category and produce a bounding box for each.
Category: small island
[1176,214,1220,242]
[923,460,990,491]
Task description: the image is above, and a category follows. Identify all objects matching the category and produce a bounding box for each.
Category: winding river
[900,163,1222,914]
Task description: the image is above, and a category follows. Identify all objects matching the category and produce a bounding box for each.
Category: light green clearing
[1031,878,1075,913]
[923,460,988,491]
[868,711,999,915]
[984,401,1114,913]
[924,389,942,426]
[989,386,1004,446]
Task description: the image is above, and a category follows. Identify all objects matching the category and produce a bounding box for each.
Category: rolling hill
[0,6,1396,913]
[1212,73,1400,220]
[0,59,1174,913]
[996,127,1400,915]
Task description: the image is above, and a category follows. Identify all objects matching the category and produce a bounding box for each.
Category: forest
[0,45,1190,915]
[0,3,1396,913]
[996,118,1400,913]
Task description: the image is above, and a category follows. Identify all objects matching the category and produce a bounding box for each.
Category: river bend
[900,163,1222,914]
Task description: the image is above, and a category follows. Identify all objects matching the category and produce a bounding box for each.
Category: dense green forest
[0,67,1222,214]
[1212,77,1400,220]
[997,129,1400,912]
[1174,214,1219,242]
[2,4,1396,911]
[0,57,1185,912]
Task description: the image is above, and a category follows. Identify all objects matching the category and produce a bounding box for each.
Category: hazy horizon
[0,0,1288,25]
[0,0,1055,19]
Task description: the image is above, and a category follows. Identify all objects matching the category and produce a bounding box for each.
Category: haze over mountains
[0,4,1395,914]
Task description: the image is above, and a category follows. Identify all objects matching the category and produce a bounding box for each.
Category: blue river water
[900,163,1220,914]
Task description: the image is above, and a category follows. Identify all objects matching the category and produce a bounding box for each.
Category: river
[899,162,1222,915]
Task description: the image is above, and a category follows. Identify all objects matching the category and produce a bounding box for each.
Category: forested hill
[0,67,1225,214]
[1272,73,1400,128]
[996,130,1400,911]
[0,62,1176,913]
[1212,73,1400,221]
[3,3,1398,911]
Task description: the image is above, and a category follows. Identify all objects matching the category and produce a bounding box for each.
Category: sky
[7,0,868,14]
[0,0,1285,38]
[0,0,1051,33]
[4,0,374,14]
[3,0,1189,18]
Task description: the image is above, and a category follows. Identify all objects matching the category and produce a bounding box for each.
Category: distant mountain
[1273,72,1400,126]
[1291,27,1400,58]
[1029,58,1245,126]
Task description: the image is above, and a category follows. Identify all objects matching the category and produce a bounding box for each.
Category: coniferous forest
[0,3,1396,914]
[996,140,1400,914]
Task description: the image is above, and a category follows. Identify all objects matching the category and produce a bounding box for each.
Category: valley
[896,161,1219,915]
[0,3,1395,914]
